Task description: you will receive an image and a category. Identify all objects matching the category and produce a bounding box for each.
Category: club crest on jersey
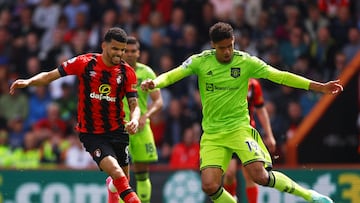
[230,67,241,78]
[117,74,122,84]
[94,149,101,158]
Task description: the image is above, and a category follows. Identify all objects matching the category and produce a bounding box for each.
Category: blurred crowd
[0,0,359,169]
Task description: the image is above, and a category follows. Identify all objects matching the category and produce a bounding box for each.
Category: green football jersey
[123,63,157,122]
[154,49,311,134]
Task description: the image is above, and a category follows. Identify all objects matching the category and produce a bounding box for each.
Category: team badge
[230,67,241,78]
[116,75,122,84]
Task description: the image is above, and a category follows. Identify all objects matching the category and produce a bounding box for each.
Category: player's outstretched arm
[309,79,343,94]
[9,69,61,95]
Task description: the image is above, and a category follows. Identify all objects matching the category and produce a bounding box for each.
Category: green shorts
[129,123,158,163]
[199,126,272,173]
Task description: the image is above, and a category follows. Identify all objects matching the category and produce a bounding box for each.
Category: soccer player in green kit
[106,36,163,203]
[141,22,342,203]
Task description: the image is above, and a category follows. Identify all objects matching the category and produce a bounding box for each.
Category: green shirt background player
[106,36,163,203]
[141,22,343,203]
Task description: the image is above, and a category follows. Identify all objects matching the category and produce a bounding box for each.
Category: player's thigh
[200,133,233,173]
[129,124,158,162]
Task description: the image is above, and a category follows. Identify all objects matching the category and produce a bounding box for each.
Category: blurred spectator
[7,116,27,149]
[0,26,12,65]
[0,8,12,27]
[25,102,69,164]
[308,26,338,80]
[279,26,308,68]
[42,27,72,69]
[173,24,200,65]
[332,51,347,79]
[25,85,52,129]
[11,32,41,76]
[274,5,303,42]
[0,80,28,122]
[159,98,191,163]
[169,125,200,169]
[65,134,95,169]
[138,0,173,25]
[304,3,329,42]
[318,0,350,19]
[88,0,118,25]
[147,31,171,72]
[195,1,218,46]
[137,11,167,48]
[252,10,274,43]
[164,7,186,52]
[230,4,253,40]
[238,31,258,56]
[285,101,304,141]
[328,5,355,48]
[62,0,89,29]
[269,85,301,118]
[11,5,43,38]
[88,8,118,52]
[32,0,61,54]
[55,82,77,124]
[342,27,360,63]
[210,0,233,21]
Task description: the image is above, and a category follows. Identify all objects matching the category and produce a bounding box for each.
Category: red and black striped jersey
[58,53,137,134]
[247,78,265,128]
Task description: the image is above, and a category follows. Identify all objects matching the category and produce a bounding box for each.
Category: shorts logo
[94,149,101,158]
[230,67,241,78]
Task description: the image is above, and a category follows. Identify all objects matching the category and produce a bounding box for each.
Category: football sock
[246,186,258,203]
[106,177,120,203]
[223,180,237,196]
[135,172,151,203]
[210,186,237,203]
[113,176,141,203]
[268,171,312,201]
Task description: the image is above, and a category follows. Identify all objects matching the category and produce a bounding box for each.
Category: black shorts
[79,128,130,168]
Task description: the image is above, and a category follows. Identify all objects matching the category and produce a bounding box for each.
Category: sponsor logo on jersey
[90,84,116,102]
[205,83,240,92]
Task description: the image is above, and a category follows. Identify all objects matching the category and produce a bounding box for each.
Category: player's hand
[138,115,147,130]
[141,79,156,91]
[125,119,139,135]
[9,79,30,95]
[323,80,343,94]
[263,134,276,154]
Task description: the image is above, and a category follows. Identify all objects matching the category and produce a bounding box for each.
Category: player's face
[124,44,140,68]
[212,37,234,63]
[102,39,127,66]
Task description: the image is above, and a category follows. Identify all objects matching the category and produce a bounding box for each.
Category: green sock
[268,171,312,201]
[135,172,151,203]
[210,187,237,203]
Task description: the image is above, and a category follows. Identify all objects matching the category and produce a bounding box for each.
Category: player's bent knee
[202,182,221,195]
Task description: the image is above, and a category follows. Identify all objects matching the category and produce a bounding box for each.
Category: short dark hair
[104,27,128,43]
[126,36,140,49]
[209,22,234,43]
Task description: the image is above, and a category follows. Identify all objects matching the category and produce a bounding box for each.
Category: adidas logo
[207,71,213,75]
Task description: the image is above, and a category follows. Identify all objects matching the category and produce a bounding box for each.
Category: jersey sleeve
[57,55,88,77]
[246,55,311,90]
[125,67,138,98]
